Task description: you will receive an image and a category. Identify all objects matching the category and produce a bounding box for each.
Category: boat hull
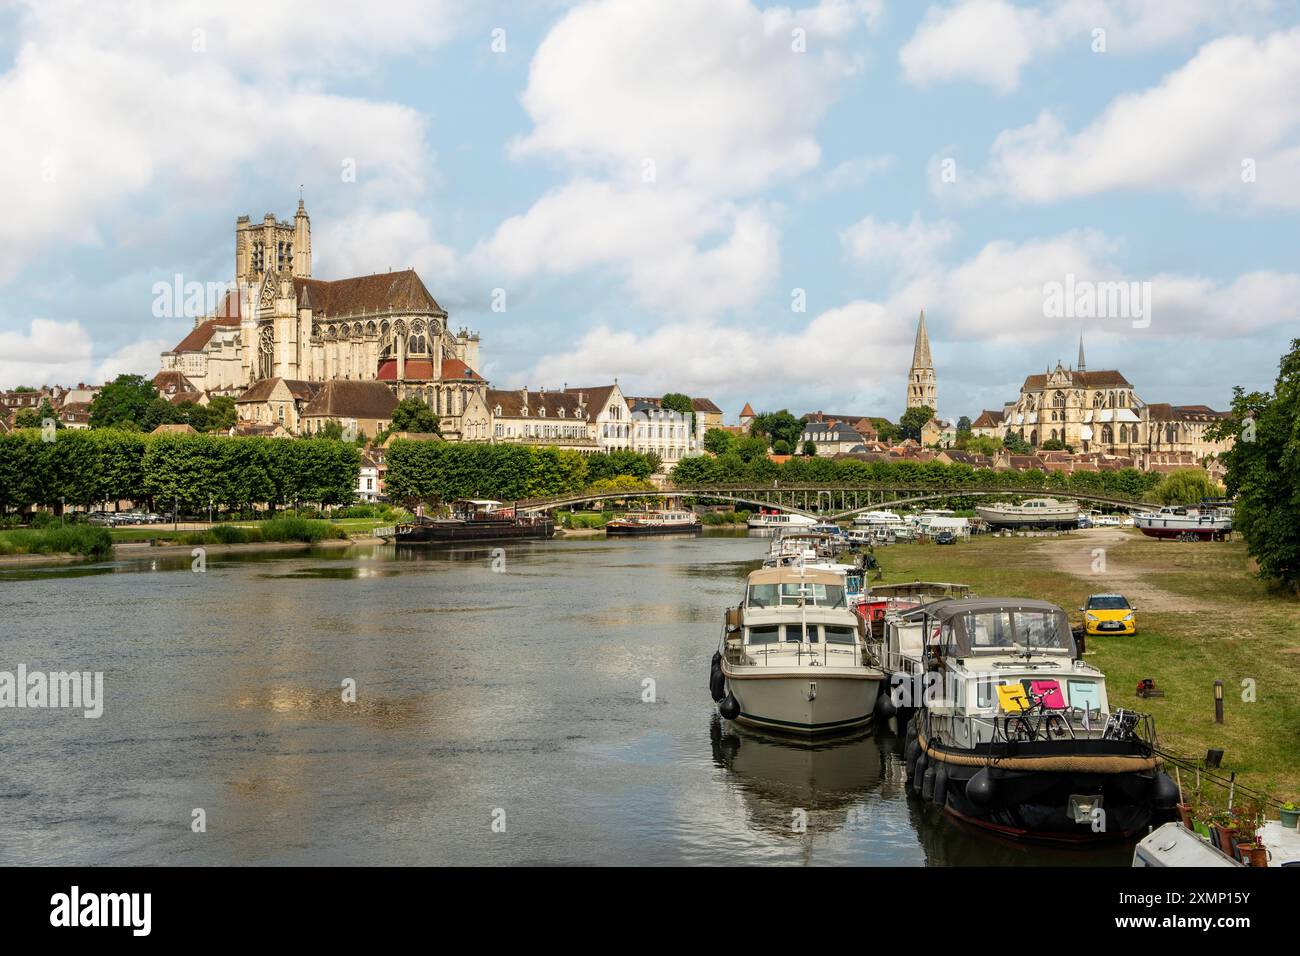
[722,665,881,735]
[915,731,1170,843]
[975,508,1078,530]
[604,522,702,535]
[393,520,554,543]
[1135,520,1230,541]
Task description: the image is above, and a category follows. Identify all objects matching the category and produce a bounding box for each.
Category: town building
[628,400,701,467]
[299,380,399,439]
[800,420,864,456]
[233,378,320,433]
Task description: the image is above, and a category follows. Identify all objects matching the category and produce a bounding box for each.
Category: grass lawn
[874,529,1300,801]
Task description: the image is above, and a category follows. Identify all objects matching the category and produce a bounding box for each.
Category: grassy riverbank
[874,529,1300,800]
[0,525,114,559]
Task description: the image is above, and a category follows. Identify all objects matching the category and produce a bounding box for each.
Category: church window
[1102,425,1114,444]
[1119,424,1127,442]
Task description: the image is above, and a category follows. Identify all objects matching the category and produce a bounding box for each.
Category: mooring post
[1214,679,1224,724]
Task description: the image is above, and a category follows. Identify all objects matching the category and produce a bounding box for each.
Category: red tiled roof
[301,380,398,420]
[440,358,482,380]
[172,320,220,353]
[488,389,584,418]
[971,409,1002,428]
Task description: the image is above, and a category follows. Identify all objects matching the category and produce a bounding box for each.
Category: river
[0,532,1131,866]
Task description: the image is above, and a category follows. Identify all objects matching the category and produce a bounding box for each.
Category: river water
[0,532,1131,866]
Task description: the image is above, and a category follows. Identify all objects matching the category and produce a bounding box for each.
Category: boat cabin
[744,566,848,610]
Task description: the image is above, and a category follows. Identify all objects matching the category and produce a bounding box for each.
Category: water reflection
[710,716,884,838]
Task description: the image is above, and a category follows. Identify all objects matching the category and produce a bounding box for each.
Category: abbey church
[159,201,484,433]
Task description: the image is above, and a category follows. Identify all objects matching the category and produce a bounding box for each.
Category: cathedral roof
[171,319,220,353]
[294,270,445,318]
[1021,369,1131,390]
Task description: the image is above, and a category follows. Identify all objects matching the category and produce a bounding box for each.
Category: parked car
[934,530,957,545]
[1080,593,1137,636]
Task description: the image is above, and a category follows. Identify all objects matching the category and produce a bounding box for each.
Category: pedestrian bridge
[514,483,1147,521]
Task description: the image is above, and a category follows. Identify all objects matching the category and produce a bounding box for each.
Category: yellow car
[1080,593,1137,636]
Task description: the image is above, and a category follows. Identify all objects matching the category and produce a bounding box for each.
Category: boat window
[777,583,846,608]
[747,625,780,645]
[786,625,819,643]
[964,611,1015,650]
[976,678,996,709]
[824,625,856,645]
[747,584,779,607]
[1013,610,1071,651]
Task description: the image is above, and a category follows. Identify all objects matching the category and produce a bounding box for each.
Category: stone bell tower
[906,309,937,412]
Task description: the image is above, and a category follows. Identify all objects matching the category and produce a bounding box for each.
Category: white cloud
[315,208,460,287]
[94,337,174,385]
[899,0,1274,93]
[0,319,94,388]
[531,299,910,402]
[0,0,461,284]
[971,28,1300,207]
[486,0,879,316]
[474,181,779,315]
[840,213,956,276]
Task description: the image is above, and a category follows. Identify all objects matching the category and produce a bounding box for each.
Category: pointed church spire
[911,309,933,370]
[1077,331,1086,372]
[905,309,938,413]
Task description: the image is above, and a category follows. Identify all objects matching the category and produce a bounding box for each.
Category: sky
[1,0,1297,424]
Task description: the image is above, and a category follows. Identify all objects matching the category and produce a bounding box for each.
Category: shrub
[0,525,113,559]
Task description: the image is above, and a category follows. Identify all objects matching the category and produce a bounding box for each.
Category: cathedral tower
[906,309,937,412]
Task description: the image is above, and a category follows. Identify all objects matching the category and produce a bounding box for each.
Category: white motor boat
[747,511,818,530]
[710,566,883,735]
[975,498,1079,529]
[1134,503,1232,541]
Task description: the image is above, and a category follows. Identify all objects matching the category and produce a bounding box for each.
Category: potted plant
[1281,802,1300,829]
[1189,796,1214,839]
[1210,810,1239,855]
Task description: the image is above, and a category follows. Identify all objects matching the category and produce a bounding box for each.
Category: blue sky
[1,0,1297,424]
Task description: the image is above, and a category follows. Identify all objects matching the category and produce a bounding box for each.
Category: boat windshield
[747,582,847,609]
[952,608,1073,655]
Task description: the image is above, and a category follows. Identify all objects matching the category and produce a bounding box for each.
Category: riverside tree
[1209,337,1300,589]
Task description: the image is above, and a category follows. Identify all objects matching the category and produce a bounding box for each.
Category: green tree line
[669,452,1167,499]
[384,442,658,503]
[0,430,359,514]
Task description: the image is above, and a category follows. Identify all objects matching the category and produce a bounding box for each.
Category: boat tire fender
[933,767,948,807]
[966,767,997,808]
[719,693,740,721]
[709,652,726,702]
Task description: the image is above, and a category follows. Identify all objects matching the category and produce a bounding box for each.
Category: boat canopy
[923,597,1074,657]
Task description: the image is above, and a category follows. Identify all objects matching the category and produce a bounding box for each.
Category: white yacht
[710,566,883,735]
[976,497,1078,529]
[1134,503,1232,541]
[747,511,818,530]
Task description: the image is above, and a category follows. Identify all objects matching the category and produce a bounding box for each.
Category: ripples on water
[0,534,1130,866]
